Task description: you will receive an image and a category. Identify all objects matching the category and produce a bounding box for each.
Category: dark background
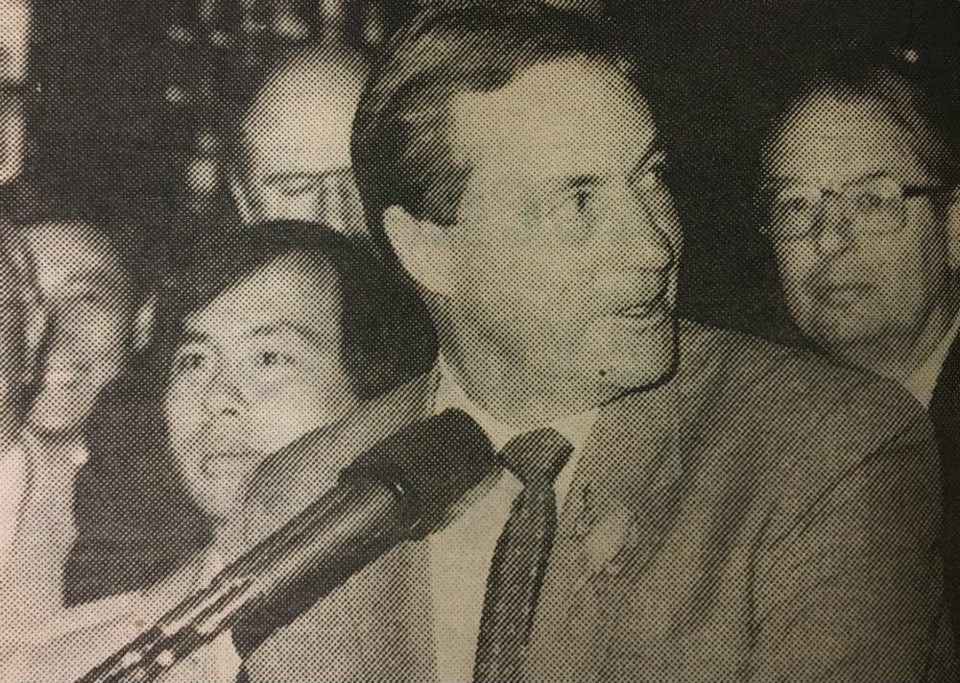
[22,0,960,342]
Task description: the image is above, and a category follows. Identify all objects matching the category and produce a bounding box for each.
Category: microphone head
[340,409,496,539]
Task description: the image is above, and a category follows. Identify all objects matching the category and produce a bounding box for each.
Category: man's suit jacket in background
[232,321,951,682]
[929,329,960,655]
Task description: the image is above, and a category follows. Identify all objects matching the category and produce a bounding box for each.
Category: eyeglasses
[760,175,953,242]
[255,167,366,236]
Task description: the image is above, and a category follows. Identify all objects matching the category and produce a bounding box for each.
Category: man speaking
[236,3,951,681]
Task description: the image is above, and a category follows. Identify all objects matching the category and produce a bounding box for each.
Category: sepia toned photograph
[0,0,958,680]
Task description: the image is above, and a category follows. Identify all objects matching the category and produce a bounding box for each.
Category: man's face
[25,223,132,436]
[164,255,356,522]
[765,94,952,353]
[442,57,680,395]
[237,67,366,234]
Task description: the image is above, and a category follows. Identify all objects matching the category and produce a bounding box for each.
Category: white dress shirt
[0,433,87,628]
[0,539,242,683]
[428,358,599,682]
[904,310,960,408]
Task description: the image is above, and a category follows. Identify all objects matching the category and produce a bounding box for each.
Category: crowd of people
[0,1,958,681]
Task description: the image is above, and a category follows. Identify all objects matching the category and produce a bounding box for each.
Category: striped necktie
[473,428,573,683]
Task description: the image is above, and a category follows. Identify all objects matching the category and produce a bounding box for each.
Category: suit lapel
[524,375,688,682]
[245,372,440,682]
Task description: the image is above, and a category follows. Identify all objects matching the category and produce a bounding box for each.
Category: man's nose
[812,201,855,257]
[599,194,676,272]
[203,366,245,418]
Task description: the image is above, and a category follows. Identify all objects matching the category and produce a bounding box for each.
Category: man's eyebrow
[176,330,210,346]
[263,168,349,185]
[629,145,667,176]
[263,171,323,185]
[546,146,667,193]
[844,170,896,185]
[558,174,605,191]
[246,321,326,345]
[763,171,896,188]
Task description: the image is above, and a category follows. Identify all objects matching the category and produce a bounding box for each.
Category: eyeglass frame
[758,173,955,243]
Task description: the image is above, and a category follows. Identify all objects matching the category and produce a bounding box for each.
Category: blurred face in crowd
[235,54,366,235]
[24,223,133,437]
[387,57,680,415]
[764,90,957,374]
[164,254,357,522]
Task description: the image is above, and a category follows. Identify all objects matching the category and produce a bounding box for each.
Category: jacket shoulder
[678,321,927,445]
[676,322,937,541]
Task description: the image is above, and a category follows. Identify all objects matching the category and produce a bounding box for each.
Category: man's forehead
[449,56,656,177]
[767,93,926,181]
[183,256,340,337]
[244,67,364,174]
[24,222,126,288]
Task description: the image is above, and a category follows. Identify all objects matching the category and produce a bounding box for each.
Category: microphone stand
[77,482,406,683]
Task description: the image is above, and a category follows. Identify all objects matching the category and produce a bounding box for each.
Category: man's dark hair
[351,0,637,256]
[156,220,436,401]
[761,55,960,187]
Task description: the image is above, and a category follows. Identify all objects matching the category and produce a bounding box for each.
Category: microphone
[77,409,495,683]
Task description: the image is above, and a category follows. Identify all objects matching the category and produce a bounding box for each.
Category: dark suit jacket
[66,369,211,606]
[238,322,953,682]
[929,329,960,655]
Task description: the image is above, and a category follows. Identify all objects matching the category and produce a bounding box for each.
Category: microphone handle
[77,481,406,683]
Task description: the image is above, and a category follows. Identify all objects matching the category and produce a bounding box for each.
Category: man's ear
[382,205,453,296]
[229,171,257,225]
[948,188,960,269]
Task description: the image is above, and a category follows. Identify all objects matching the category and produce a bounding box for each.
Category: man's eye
[256,350,295,368]
[572,189,593,213]
[275,177,321,197]
[640,158,669,186]
[854,191,888,212]
[777,196,814,214]
[174,352,207,375]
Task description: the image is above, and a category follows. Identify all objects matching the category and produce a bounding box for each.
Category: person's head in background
[760,60,960,386]
[5,193,148,443]
[159,220,435,531]
[229,44,368,235]
[352,2,681,427]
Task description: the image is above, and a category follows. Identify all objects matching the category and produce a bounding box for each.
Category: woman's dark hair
[156,220,437,400]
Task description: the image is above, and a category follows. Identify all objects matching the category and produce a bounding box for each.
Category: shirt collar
[433,355,598,453]
[21,429,89,467]
[905,308,960,407]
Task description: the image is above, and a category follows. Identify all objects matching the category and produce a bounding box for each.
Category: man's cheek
[249,399,314,453]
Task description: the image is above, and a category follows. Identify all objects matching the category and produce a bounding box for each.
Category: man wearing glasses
[760,61,960,646]
[761,64,958,402]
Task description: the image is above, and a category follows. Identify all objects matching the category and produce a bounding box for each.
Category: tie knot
[497,427,573,486]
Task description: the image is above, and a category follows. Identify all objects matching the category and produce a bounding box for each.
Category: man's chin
[27,411,88,439]
[195,491,244,526]
[28,390,100,436]
[581,316,678,391]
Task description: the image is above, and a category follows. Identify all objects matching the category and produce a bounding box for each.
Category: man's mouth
[808,280,874,305]
[614,289,669,320]
[200,451,263,477]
